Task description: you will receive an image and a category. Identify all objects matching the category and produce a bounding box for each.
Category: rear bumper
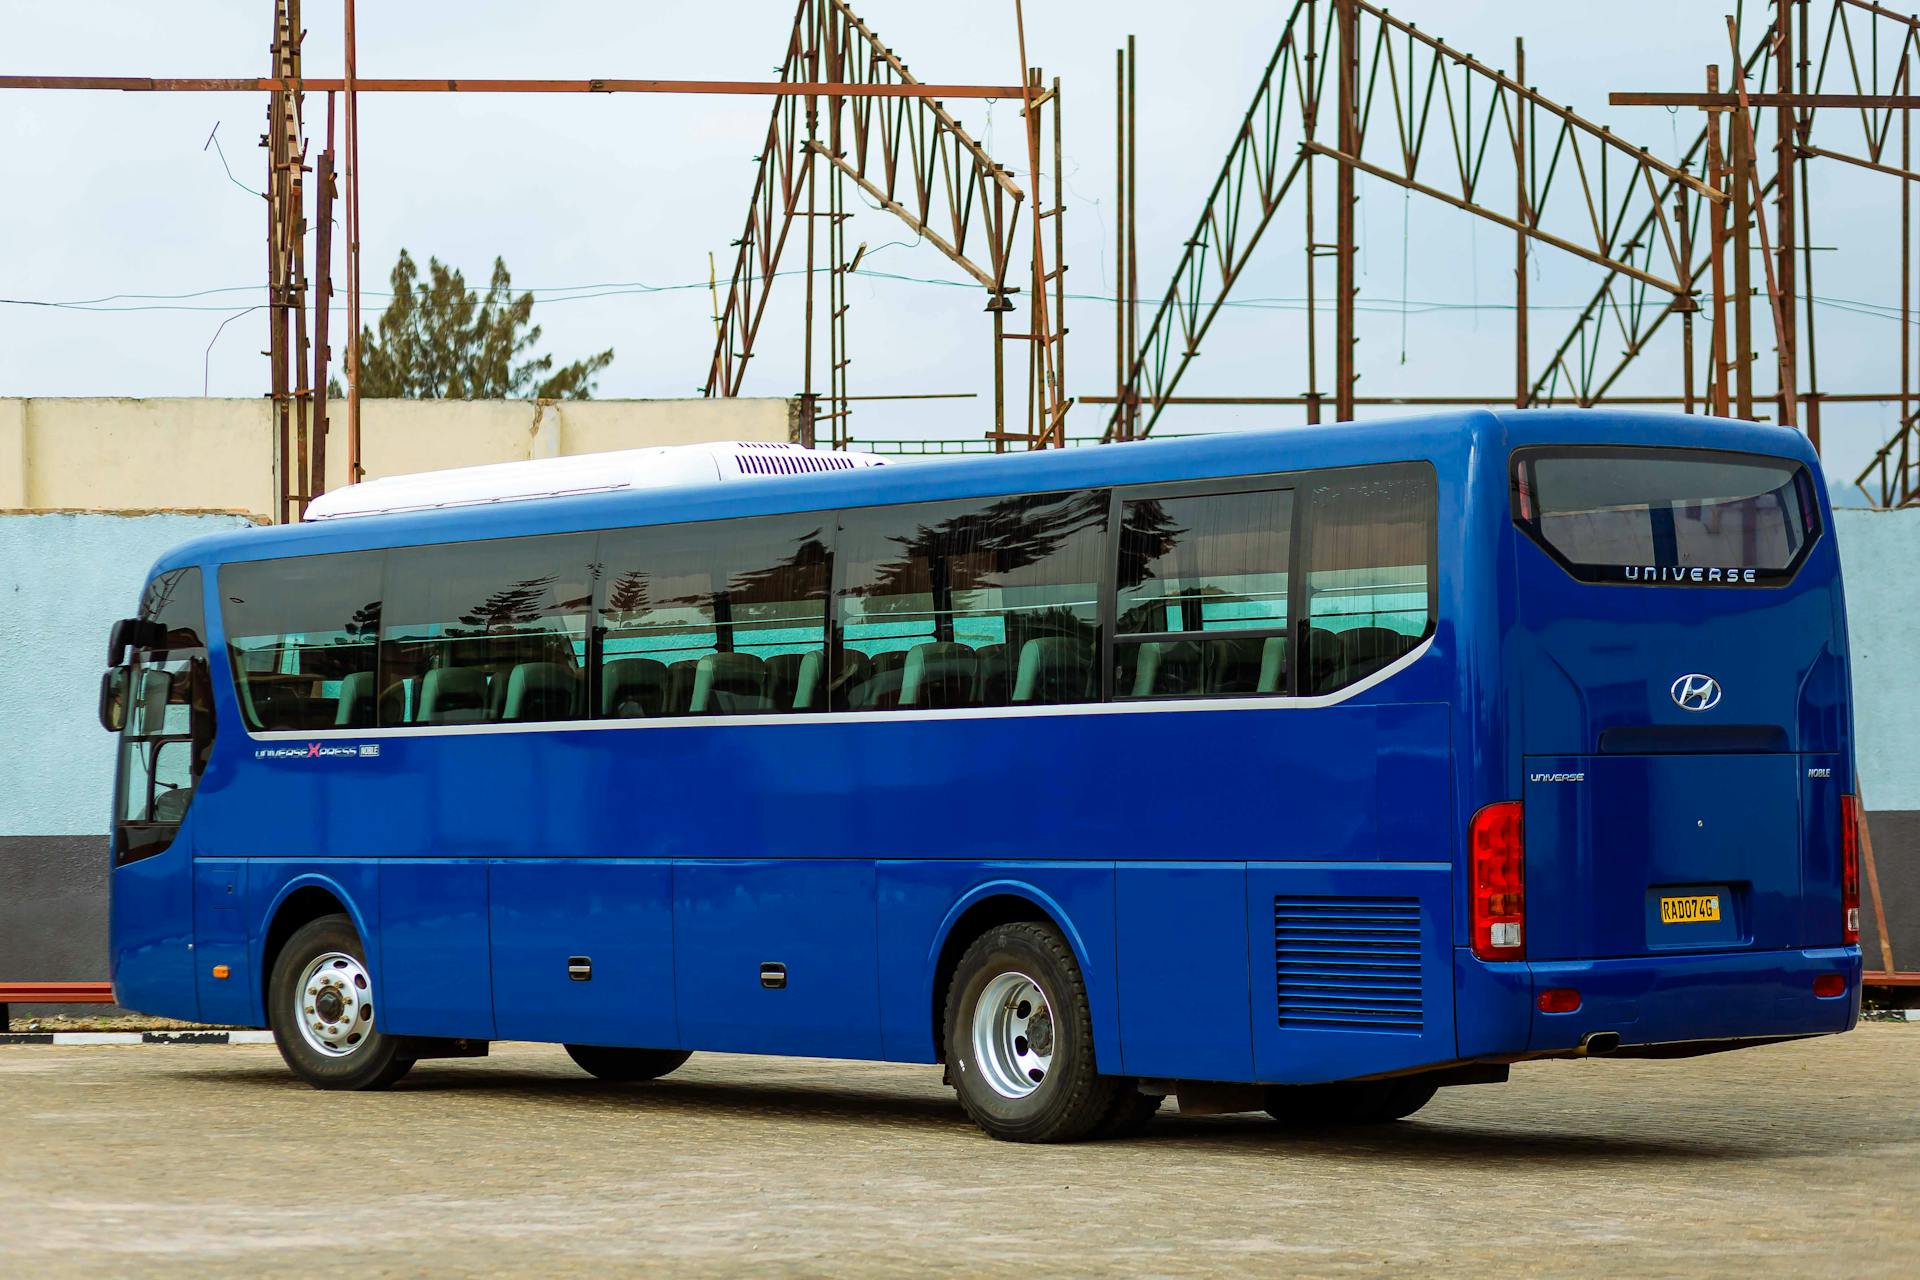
[1522,946,1861,1053]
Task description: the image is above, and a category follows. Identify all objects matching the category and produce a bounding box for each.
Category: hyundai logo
[1670,673,1722,712]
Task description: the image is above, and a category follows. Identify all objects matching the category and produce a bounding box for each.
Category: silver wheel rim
[970,971,1055,1100]
[296,951,374,1058]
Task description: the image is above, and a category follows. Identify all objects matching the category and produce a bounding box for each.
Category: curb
[0,1030,276,1046]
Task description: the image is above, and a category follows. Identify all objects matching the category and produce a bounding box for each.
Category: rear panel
[1504,439,1853,965]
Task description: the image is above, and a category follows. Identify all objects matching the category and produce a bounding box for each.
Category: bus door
[102,567,217,1019]
[1505,447,1846,965]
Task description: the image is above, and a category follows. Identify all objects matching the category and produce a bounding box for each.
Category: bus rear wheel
[563,1045,692,1082]
[1263,1077,1439,1127]
[943,921,1132,1143]
[268,914,414,1091]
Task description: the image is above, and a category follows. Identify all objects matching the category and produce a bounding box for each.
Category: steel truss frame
[702,0,1067,451]
[0,1,1040,518]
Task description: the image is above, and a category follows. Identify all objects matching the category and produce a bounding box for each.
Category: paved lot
[0,1025,1913,1277]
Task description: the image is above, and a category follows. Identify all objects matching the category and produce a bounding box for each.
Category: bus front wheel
[267,914,415,1091]
[563,1045,692,1082]
[1263,1077,1439,1127]
[943,920,1136,1143]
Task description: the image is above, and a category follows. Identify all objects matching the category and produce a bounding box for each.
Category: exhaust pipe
[1579,1031,1621,1056]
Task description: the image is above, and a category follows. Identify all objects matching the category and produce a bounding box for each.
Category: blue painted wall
[0,512,256,999]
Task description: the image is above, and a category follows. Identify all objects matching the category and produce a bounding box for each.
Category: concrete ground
[0,1026,1913,1277]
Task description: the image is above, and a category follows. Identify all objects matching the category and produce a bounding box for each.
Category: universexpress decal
[252,742,382,761]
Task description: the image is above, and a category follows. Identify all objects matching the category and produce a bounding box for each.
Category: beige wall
[0,396,799,520]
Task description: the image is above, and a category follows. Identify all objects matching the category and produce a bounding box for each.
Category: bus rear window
[1512,447,1817,586]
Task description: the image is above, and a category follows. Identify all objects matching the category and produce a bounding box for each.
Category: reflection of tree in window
[450,576,560,637]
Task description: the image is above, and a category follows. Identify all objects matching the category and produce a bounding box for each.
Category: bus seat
[1129,640,1201,697]
[334,670,376,727]
[503,662,578,722]
[1304,626,1344,694]
[829,648,872,709]
[663,659,701,715]
[763,652,809,710]
[691,651,769,714]
[1203,635,1265,694]
[377,676,418,725]
[900,642,978,708]
[601,657,668,718]
[1012,636,1091,705]
[418,667,490,724]
[973,644,1009,706]
[855,649,908,710]
[1257,635,1289,693]
[791,650,826,710]
[1341,626,1405,685]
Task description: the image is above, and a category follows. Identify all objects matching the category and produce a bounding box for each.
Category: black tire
[268,914,414,1091]
[1264,1076,1439,1127]
[943,921,1128,1143]
[563,1044,692,1082]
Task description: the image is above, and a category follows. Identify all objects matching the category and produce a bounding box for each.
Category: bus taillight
[1470,801,1525,961]
[1841,795,1861,945]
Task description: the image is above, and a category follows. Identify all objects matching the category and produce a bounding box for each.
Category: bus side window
[1303,463,1437,694]
[835,490,1108,711]
[1114,487,1293,699]
[594,515,830,717]
[223,552,384,731]
[380,534,594,726]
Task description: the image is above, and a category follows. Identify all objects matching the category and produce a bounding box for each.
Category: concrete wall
[0,512,259,1015]
[1833,509,1920,976]
[0,396,799,521]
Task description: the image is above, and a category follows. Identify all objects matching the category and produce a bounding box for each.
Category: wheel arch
[254,875,374,1026]
[925,882,1098,1064]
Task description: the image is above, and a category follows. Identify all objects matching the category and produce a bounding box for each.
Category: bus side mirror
[107,617,167,666]
[98,668,130,733]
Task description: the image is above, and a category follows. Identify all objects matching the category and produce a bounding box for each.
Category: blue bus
[98,411,1861,1142]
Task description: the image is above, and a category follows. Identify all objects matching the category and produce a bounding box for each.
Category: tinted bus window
[595,515,830,716]
[1115,488,1293,699]
[1512,447,1815,585]
[223,553,384,730]
[1304,464,1436,694]
[837,490,1108,709]
[381,535,594,725]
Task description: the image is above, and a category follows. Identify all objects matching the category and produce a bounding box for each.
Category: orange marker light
[211,965,231,980]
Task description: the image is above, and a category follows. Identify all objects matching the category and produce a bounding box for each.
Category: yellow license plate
[1660,895,1721,924]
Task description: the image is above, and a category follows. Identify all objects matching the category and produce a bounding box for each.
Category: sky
[1,0,1914,502]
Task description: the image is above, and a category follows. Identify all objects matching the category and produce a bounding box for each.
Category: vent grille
[1273,895,1424,1034]
[732,450,864,475]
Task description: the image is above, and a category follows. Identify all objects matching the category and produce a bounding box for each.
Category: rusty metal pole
[1735,108,1751,420]
[1515,38,1528,409]
[1731,83,1754,421]
[1126,34,1139,440]
[1114,45,1125,433]
[1304,0,1321,425]
[1678,195,1695,414]
[311,90,333,498]
[1052,74,1066,443]
[1707,67,1730,418]
[1776,0,1800,440]
[1334,0,1357,422]
[343,0,362,483]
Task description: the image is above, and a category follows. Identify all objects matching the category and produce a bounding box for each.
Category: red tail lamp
[1812,974,1848,999]
[1470,802,1525,961]
[1537,988,1582,1014]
